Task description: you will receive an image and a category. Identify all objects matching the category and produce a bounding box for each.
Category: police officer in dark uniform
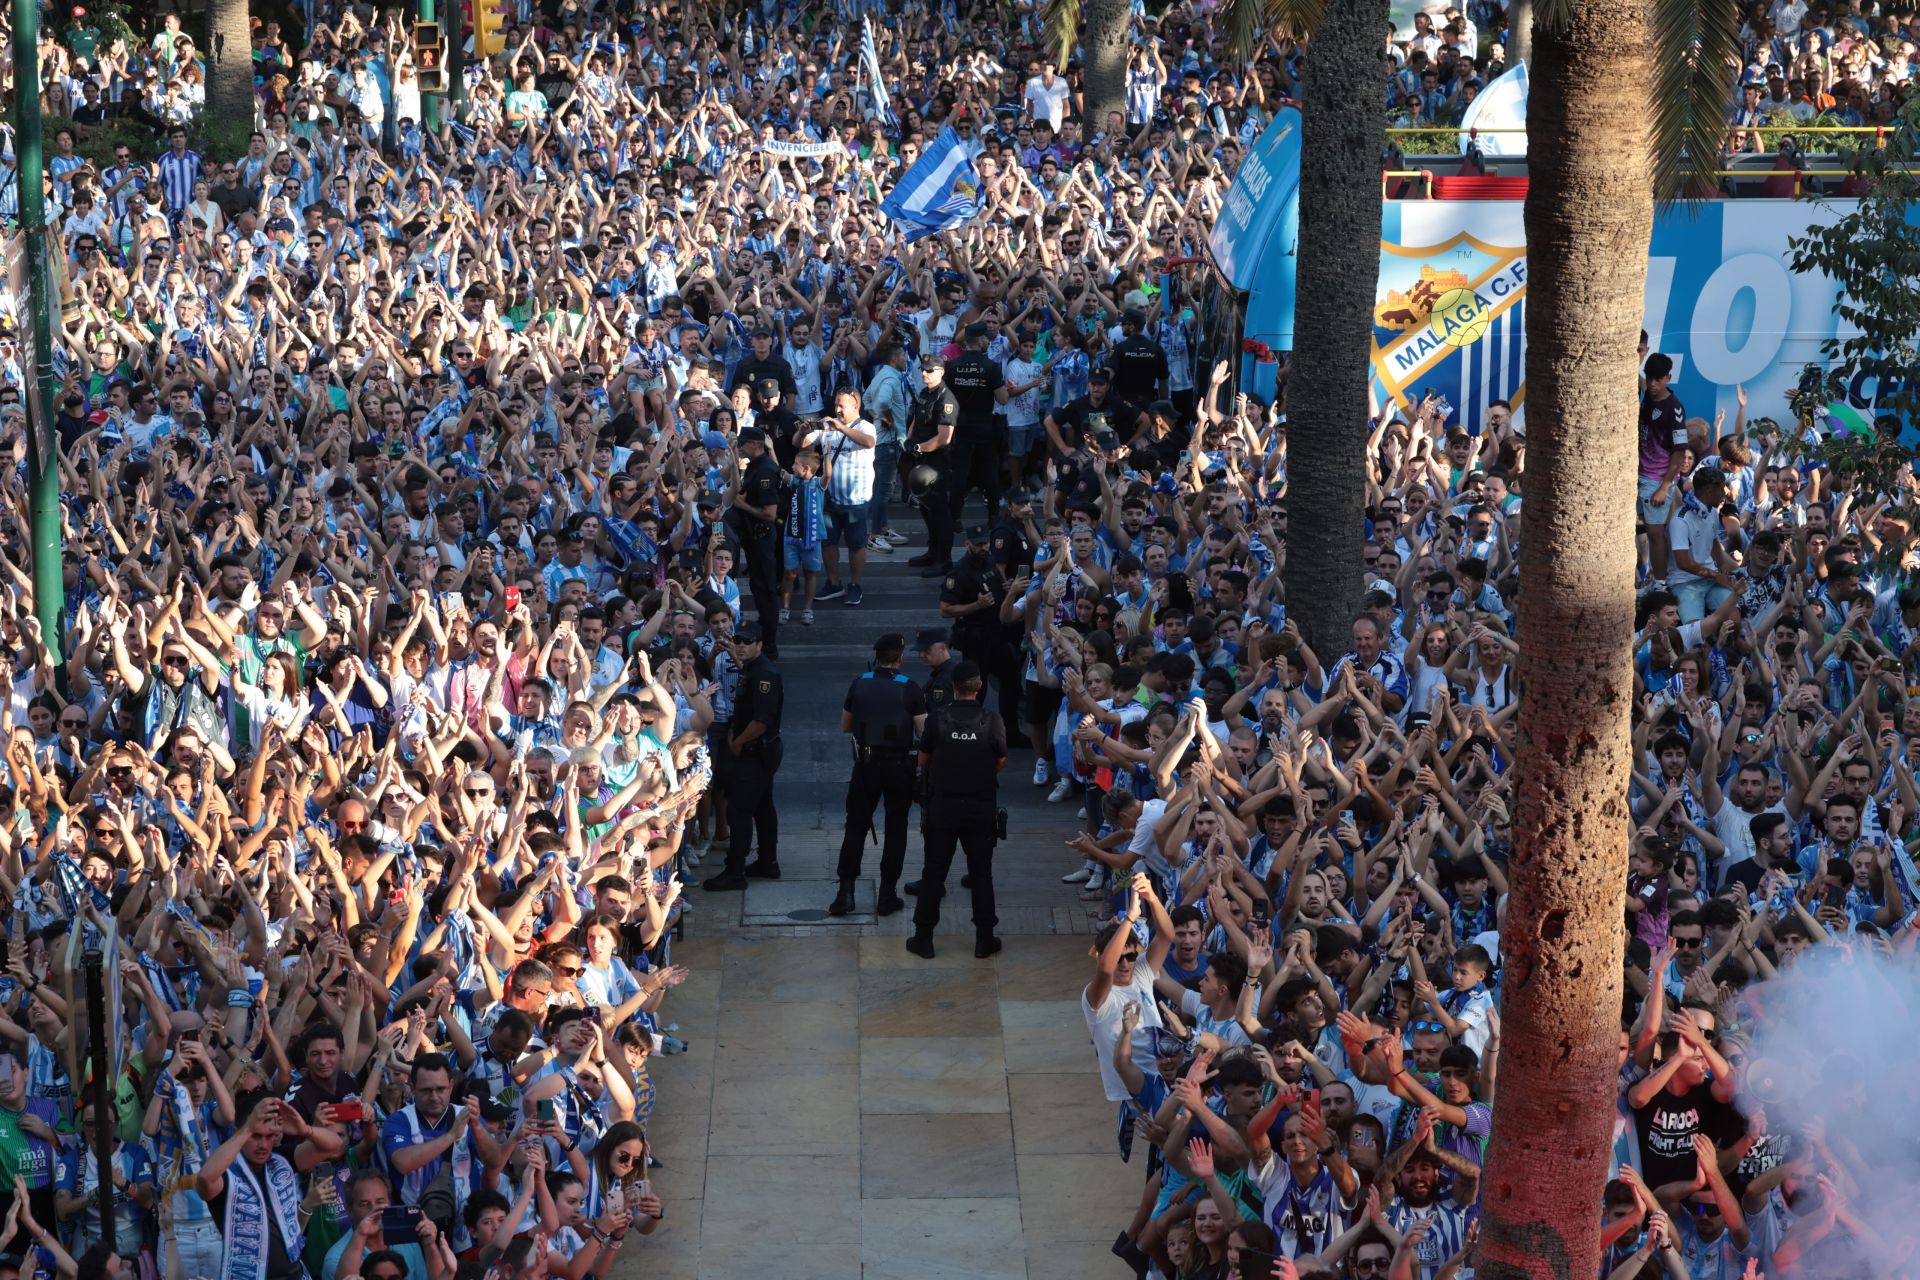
[904,626,962,899]
[989,487,1039,579]
[702,622,784,891]
[830,633,928,918]
[1108,308,1170,406]
[941,525,1020,731]
[945,322,1010,531]
[754,377,805,471]
[727,326,798,401]
[917,628,958,718]
[728,426,785,658]
[903,354,961,576]
[907,662,1007,960]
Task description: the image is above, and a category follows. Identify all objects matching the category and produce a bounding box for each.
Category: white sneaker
[1061,868,1092,884]
[1032,759,1051,785]
[1047,778,1074,803]
[779,608,790,624]
[884,530,912,547]
[867,535,894,554]
[801,609,815,625]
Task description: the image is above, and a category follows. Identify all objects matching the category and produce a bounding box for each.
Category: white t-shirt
[1709,797,1783,874]
[1024,75,1072,129]
[1082,960,1164,1102]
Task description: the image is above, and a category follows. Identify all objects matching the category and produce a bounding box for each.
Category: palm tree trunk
[1473,2,1649,1279]
[1278,0,1387,663]
[207,0,256,133]
[1080,0,1130,139]
[1509,0,1532,67]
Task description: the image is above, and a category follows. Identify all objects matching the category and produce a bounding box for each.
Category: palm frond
[1650,0,1743,203]
[1224,0,1322,58]
[1223,0,1268,59]
[1264,0,1326,40]
[1530,0,1575,34]
[1040,0,1083,67]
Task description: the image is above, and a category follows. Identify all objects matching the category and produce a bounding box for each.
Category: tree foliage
[1782,98,1920,575]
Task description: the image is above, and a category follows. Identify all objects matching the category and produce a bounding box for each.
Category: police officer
[754,376,804,470]
[904,353,960,577]
[945,322,1010,530]
[903,626,963,900]
[830,633,928,918]
[941,525,1019,730]
[728,426,785,658]
[907,662,1007,960]
[727,325,797,401]
[917,628,958,718]
[1108,308,1169,406]
[989,486,1039,579]
[702,622,784,891]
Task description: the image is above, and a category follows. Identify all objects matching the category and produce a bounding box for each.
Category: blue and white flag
[880,126,980,241]
[861,16,897,132]
[1458,61,1528,157]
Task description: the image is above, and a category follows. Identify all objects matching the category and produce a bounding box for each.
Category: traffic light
[413,20,443,93]
[471,0,507,57]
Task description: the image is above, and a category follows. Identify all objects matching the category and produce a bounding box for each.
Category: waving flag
[880,126,980,241]
[861,17,897,132]
[1458,61,1528,157]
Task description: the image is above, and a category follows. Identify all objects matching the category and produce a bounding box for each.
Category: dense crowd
[0,0,1905,1279]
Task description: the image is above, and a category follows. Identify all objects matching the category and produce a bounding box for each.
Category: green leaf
[1650,0,1743,204]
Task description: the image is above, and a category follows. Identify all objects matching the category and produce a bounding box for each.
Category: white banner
[761,138,845,159]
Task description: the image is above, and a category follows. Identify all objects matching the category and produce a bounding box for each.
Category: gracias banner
[1235,195,1866,429]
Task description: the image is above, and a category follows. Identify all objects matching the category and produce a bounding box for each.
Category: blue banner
[1233,193,1872,430]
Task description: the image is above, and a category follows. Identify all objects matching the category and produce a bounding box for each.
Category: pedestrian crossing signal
[414,21,444,93]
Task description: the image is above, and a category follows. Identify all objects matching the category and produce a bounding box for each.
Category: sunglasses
[558,965,585,978]
[1671,936,1704,949]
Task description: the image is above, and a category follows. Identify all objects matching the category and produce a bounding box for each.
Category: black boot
[974,935,1003,959]
[745,860,781,879]
[828,883,857,916]
[905,933,936,960]
[876,886,906,916]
